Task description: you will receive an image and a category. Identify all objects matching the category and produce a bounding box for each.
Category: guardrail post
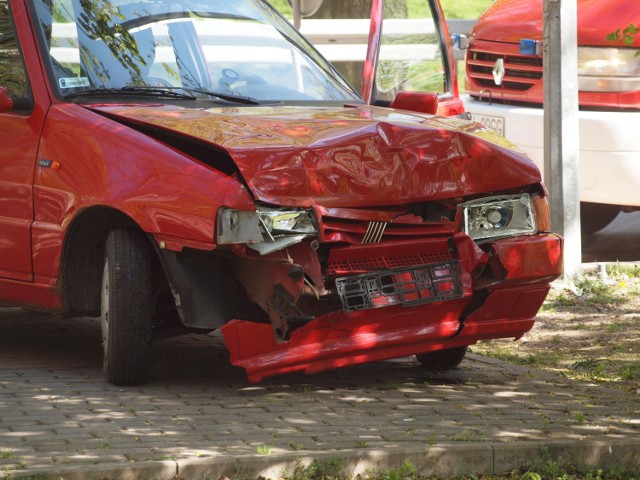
[293,0,302,29]
[543,0,581,278]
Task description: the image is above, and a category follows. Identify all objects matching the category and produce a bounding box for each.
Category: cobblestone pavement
[1,307,639,479]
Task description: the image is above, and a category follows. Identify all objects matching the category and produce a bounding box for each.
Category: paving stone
[1,310,640,479]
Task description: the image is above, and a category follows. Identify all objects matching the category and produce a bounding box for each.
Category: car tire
[580,202,620,237]
[101,229,153,386]
[415,346,468,370]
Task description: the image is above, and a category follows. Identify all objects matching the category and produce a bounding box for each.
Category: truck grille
[467,49,543,92]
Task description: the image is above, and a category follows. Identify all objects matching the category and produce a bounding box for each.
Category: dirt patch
[472,266,640,395]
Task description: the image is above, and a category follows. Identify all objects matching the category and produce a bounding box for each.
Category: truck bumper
[464,95,640,207]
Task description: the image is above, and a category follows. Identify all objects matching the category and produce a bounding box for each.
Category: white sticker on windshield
[59,77,90,89]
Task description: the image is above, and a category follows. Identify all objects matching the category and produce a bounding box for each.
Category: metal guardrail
[299,18,476,63]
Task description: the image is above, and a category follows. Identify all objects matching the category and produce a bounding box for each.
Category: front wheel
[415,346,468,370]
[101,229,153,386]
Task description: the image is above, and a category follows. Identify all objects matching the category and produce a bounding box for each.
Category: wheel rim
[100,257,110,367]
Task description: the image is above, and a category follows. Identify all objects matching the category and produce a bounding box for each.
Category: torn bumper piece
[221,233,563,383]
[221,297,470,383]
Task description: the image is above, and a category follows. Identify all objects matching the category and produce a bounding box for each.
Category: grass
[0,451,14,460]
[473,267,640,394]
[275,456,640,480]
[449,429,487,442]
[256,444,272,455]
[268,0,492,19]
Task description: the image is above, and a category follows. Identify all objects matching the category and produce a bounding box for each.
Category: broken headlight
[217,206,316,255]
[461,193,537,243]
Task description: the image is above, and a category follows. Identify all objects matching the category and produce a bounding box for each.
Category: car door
[0,0,47,282]
[362,0,465,117]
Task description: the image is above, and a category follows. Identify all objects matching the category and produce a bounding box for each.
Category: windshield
[32,0,360,103]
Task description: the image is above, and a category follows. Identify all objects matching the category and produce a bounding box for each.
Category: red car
[0,0,562,385]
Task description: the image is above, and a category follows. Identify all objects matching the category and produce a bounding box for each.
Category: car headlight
[461,193,537,243]
[577,47,640,92]
[217,206,316,255]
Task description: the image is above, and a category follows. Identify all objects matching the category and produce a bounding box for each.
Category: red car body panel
[466,0,640,108]
[90,104,542,207]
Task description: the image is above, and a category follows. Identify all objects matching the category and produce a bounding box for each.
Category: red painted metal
[361,0,382,104]
[0,0,51,283]
[90,104,541,208]
[221,298,469,383]
[222,234,562,382]
[466,0,640,109]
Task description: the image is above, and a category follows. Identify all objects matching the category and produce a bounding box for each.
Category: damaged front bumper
[221,232,563,383]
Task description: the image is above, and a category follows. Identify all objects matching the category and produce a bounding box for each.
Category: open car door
[362,0,465,117]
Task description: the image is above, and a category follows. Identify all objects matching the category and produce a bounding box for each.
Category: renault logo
[492,58,505,86]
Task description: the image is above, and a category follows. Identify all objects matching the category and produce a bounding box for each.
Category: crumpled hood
[89,104,541,207]
[472,0,640,47]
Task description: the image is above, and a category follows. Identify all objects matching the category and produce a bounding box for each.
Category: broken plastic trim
[217,206,317,254]
[335,261,463,312]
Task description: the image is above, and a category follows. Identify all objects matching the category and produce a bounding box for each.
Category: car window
[0,0,29,98]
[374,1,447,102]
[32,0,360,103]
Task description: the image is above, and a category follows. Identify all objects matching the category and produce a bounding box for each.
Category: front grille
[326,251,454,277]
[467,49,543,92]
[317,208,458,284]
[320,214,452,245]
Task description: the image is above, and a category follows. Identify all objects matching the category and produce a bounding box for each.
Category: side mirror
[300,0,323,16]
[390,91,439,115]
[451,33,469,50]
[0,86,32,112]
[0,86,14,112]
[289,0,324,28]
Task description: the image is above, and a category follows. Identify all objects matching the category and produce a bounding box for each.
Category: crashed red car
[0,0,562,385]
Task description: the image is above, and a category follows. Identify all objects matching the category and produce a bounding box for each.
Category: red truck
[0,0,561,385]
[464,0,640,235]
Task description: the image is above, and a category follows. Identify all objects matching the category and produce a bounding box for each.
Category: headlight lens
[217,206,316,254]
[461,193,537,243]
[577,47,640,92]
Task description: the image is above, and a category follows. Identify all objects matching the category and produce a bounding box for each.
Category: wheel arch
[60,206,152,315]
[60,204,263,330]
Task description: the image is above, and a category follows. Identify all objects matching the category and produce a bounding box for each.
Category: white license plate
[471,113,505,136]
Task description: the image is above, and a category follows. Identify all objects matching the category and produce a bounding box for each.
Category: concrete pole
[543,0,581,278]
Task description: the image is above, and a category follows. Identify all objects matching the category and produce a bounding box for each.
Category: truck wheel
[101,229,153,386]
[581,202,620,237]
[415,346,468,370]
